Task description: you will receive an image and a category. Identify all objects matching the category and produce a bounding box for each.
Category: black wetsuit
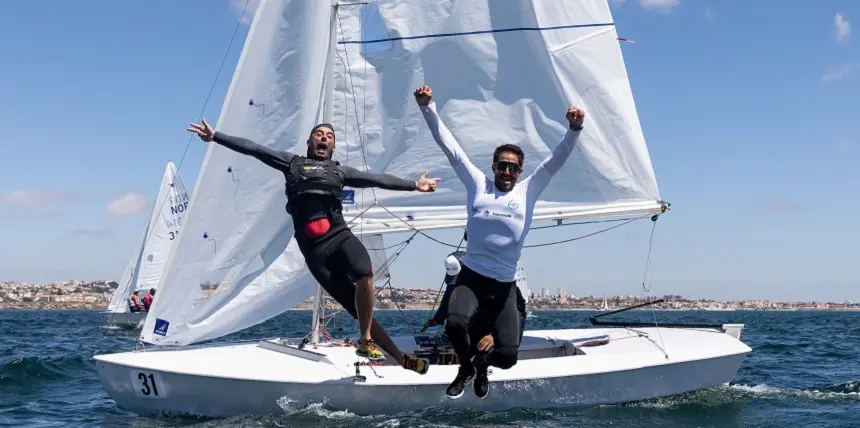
[212,132,419,317]
[433,252,527,356]
[445,265,523,369]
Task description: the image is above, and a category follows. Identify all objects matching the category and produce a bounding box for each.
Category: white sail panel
[107,162,189,313]
[108,228,146,313]
[140,0,333,345]
[362,233,391,280]
[331,0,662,236]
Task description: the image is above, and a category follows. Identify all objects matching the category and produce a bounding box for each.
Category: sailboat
[102,162,190,329]
[93,0,750,416]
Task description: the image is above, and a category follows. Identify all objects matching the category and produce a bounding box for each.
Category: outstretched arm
[415,86,485,189]
[212,132,294,170]
[340,165,417,191]
[526,107,585,196]
[188,118,294,171]
[340,166,440,192]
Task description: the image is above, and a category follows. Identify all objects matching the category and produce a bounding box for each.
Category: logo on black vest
[342,189,355,204]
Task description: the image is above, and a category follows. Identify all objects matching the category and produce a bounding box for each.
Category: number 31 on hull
[130,371,167,399]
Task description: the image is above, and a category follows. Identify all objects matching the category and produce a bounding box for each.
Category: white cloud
[71,228,114,238]
[104,192,150,217]
[821,61,860,82]
[640,0,680,11]
[230,0,261,25]
[705,7,715,21]
[0,190,61,207]
[835,12,851,42]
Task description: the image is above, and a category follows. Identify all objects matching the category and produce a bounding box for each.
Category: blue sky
[0,0,857,301]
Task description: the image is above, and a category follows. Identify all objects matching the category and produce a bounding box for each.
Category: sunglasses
[494,160,522,174]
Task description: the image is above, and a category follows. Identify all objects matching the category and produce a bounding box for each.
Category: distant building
[557,287,564,299]
[541,288,548,297]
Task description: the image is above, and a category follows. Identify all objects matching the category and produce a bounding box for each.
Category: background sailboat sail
[107,229,146,313]
[141,0,663,347]
[516,263,529,304]
[140,0,332,345]
[106,161,190,313]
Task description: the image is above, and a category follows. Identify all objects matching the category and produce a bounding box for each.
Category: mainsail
[141,0,663,346]
[107,161,190,313]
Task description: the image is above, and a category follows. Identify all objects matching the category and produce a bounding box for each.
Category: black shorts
[301,231,373,319]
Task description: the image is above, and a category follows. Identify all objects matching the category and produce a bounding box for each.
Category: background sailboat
[102,162,190,329]
[94,0,750,416]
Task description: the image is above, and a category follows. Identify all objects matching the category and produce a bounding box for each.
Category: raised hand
[415,170,440,192]
[566,107,585,129]
[187,117,216,142]
[414,85,433,106]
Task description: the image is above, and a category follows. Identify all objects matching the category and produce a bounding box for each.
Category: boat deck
[95,326,749,386]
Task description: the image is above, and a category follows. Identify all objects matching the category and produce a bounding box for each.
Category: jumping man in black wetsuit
[421,248,527,362]
[188,118,439,374]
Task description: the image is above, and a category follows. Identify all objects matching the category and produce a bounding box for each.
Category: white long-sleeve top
[420,102,581,282]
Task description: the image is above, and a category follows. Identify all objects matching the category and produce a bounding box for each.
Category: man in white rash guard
[413,85,585,400]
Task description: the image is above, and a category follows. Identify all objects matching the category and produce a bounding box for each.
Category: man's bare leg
[355,276,406,360]
[355,275,374,342]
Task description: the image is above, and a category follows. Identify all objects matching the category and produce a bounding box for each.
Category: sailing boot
[355,338,386,362]
[472,354,490,399]
[446,363,476,399]
[401,354,430,375]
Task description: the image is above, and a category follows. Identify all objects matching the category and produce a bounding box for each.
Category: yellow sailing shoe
[355,339,386,362]
[401,354,430,375]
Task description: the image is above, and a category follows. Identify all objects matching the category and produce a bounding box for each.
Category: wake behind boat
[94,0,751,416]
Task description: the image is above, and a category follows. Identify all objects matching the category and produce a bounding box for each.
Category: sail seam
[338,22,614,45]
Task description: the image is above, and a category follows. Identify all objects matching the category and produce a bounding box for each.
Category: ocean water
[1,309,858,427]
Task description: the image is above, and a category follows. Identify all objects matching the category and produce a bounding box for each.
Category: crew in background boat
[187,118,439,375]
[128,291,144,313]
[142,288,155,312]
[415,85,585,399]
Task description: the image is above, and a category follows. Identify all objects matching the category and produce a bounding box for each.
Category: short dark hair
[493,144,524,165]
[310,123,335,138]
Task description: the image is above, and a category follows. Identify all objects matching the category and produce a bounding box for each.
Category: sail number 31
[130,371,166,398]
[138,372,158,396]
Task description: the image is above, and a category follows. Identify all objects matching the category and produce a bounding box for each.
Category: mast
[310,1,340,345]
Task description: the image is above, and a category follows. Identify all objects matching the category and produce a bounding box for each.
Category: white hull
[101,311,147,330]
[94,325,750,416]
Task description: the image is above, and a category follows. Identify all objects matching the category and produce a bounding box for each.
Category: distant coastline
[1,280,858,311]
